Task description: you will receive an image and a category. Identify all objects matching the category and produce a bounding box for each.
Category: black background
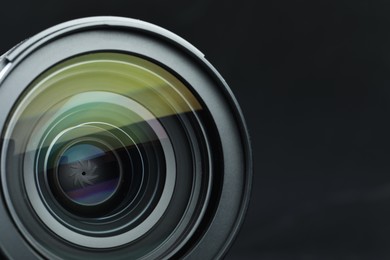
[2,0,390,259]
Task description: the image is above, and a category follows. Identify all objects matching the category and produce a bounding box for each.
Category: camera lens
[0,17,252,259]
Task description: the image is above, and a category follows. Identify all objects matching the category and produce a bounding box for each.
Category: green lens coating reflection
[21,53,202,141]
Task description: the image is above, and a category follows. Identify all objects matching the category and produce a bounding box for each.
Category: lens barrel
[0,17,251,259]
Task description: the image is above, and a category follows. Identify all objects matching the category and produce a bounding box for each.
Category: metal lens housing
[0,17,252,259]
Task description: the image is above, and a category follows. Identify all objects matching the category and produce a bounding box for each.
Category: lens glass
[2,52,213,258]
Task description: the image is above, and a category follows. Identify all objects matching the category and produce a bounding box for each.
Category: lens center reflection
[57,143,121,206]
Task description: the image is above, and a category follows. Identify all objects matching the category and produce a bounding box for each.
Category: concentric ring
[23,88,177,247]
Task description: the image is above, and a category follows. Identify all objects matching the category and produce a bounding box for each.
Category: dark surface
[1,0,390,259]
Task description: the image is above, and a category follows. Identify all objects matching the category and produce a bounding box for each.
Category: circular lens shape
[0,17,252,260]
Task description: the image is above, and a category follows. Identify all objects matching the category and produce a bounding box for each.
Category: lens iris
[57,143,121,206]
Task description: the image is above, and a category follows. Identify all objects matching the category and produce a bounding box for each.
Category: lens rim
[0,17,252,259]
